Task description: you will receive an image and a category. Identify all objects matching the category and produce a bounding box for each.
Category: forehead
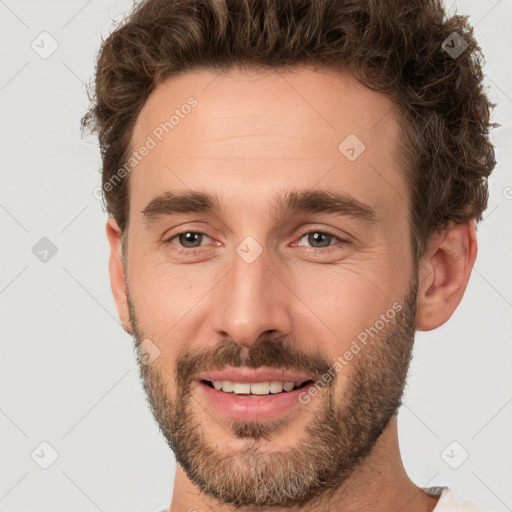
[129,65,407,223]
[133,65,399,150]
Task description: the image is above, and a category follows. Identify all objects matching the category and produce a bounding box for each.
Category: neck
[168,416,441,512]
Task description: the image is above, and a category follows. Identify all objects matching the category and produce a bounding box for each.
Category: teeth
[210,380,298,394]
[233,382,251,394]
[221,381,234,392]
[282,381,295,392]
[269,381,284,393]
[251,382,271,395]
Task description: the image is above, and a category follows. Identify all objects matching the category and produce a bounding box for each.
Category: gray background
[1,1,511,511]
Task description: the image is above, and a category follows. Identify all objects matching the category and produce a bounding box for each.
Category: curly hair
[82,0,497,262]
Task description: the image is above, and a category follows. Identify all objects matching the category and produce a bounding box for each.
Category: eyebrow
[141,189,378,226]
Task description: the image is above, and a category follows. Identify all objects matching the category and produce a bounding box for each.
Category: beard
[127,274,419,509]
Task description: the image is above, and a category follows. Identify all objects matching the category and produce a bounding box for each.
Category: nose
[210,248,293,348]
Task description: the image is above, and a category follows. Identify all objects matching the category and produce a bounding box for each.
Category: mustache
[174,337,334,387]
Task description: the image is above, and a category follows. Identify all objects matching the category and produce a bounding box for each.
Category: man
[83,0,496,510]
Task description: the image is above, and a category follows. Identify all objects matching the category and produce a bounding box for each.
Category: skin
[106,66,477,511]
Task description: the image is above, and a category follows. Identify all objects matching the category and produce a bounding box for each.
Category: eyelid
[293,225,351,244]
[164,231,214,249]
[160,222,215,244]
[164,226,350,256]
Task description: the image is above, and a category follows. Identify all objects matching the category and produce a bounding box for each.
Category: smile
[202,379,314,395]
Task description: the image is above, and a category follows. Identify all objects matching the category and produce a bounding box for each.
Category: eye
[166,231,212,250]
[294,230,348,252]
[163,229,349,255]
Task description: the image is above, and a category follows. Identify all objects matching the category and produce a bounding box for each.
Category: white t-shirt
[153,486,488,511]
[425,486,488,511]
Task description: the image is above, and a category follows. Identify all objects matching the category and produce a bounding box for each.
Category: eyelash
[294,229,349,254]
[164,228,349,255]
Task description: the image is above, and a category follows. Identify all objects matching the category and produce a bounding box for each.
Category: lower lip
[196,380,314,422]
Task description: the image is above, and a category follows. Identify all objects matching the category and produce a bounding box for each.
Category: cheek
[128,259,214,340]
[289,263,400,352]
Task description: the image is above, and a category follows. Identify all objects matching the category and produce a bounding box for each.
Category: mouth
[200,379,315,395]
[195,369,318,422]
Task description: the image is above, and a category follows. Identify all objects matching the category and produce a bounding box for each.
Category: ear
[106,217,132,335]
[416,219,477,331]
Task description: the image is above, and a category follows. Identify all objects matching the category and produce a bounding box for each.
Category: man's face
[123,66,417,507]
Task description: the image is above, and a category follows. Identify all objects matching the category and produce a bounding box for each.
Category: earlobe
[106,217,132,334]
[416,219,477,331]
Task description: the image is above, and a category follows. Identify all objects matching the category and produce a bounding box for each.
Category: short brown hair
[82,0,497,261]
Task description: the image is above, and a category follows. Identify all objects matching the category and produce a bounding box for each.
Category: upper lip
[196,367,315,386]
